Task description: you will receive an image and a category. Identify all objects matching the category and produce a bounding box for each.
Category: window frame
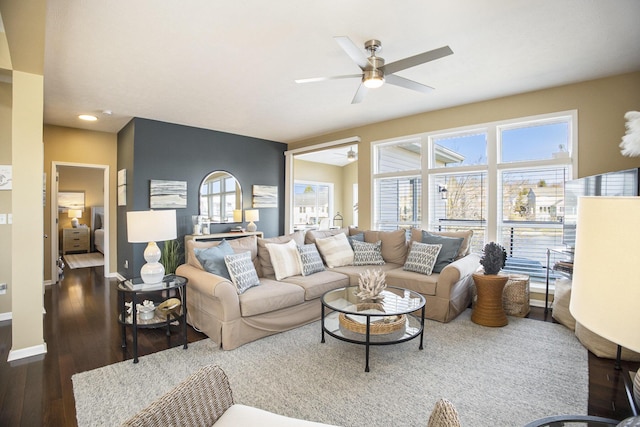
[372,110,577,282]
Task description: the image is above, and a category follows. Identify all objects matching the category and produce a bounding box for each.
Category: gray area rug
[64,252,104,269]
[73,310,587,427]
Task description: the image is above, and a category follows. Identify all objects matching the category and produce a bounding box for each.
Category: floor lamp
[570,197,640,369]
[127,210,177,284]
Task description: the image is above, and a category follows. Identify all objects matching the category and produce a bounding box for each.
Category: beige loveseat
[176,228,480,350]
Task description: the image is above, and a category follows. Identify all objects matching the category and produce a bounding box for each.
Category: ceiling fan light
[347,147,357,162]
[363,69,385,89]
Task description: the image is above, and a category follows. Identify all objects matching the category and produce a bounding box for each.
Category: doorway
[285,138,359,233]
[50,162,110,283]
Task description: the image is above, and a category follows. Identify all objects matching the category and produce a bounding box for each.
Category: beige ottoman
[574,322,640,362]
[551,278,576,330]
[502,274,530,317]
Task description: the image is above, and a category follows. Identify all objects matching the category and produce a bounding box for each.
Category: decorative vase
[471,273,509,327]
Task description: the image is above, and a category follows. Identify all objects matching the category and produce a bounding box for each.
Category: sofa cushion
[297,244,325,276]
[281,270,350,300]
[315,233,354,268]
[403,242,442,275]
[329,263,402,286]
[304,228,349,245]
[193,239,234,280]
[421,231,464,273]
[363,229,408,264]
[385,268,439,296]
[187,235,260,274]
[257,231,305,278]
[225,251,261,294]
[238,280,306,317]
[266,239,302,280]
[411,229,473,259]
[352,240,385,266]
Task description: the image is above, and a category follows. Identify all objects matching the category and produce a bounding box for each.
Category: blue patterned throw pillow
[352,240,385,266]
[403,242,442,275]
[297,244,325,276]
[224,251,260,294]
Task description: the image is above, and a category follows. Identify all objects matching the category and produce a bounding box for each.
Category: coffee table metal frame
[321,286,426,372]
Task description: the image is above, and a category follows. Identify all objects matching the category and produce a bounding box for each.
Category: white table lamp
[68,209,82,228]
[245,209,259,232]
[570,197,640,364]
[127,210,177,284]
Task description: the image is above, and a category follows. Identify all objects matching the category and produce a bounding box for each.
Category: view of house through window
[373,111,576,283]
[293,181,333,230]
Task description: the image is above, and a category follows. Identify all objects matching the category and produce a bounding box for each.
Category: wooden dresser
[62,227,90,254]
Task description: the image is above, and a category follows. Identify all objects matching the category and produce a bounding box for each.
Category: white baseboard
[7,342,48,362]
[0,312,11,321]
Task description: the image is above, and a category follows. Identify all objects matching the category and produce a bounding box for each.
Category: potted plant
[479,242,507,275]
[160,239,183,275]
[472,242,509,327]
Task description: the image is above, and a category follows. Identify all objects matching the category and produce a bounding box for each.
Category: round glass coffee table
[321,286,426,372]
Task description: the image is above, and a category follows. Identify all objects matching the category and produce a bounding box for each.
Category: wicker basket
[338,303,406,337]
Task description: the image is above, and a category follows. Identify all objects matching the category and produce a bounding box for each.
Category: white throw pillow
[265,239,302,280]
[403,242,442,275]
[315,233,354,268]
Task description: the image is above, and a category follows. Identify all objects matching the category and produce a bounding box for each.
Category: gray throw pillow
[194,239,234,280]
[224,251,260,294]
[352,240,385,266]
[404,242,442,275]
[347,232,365,249]
[297,244,325,276]
[421,231,464,273]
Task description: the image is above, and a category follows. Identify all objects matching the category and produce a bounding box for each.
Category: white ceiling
[43,1,640,145]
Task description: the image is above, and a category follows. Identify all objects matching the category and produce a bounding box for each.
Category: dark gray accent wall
[117,118,287,279]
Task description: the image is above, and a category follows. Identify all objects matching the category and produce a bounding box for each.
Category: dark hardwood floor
[0,265,637,426]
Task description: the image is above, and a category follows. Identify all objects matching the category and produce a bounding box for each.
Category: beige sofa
[176,228,480,350]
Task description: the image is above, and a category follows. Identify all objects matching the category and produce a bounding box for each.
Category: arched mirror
[199,171,242,223]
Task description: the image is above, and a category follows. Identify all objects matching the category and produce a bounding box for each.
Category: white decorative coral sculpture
[620,111,640,157]
[356,269,387,300]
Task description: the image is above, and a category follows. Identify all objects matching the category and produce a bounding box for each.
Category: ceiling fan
[295,36,453,104]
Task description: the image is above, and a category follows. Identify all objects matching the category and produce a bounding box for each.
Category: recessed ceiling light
[78,114,98,121]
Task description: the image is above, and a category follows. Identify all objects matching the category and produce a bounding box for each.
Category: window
[373,111,576,281]
[201,175,238,222]
[293,181,333,229]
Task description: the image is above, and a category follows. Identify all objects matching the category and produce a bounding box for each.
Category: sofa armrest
[176,264,241,322]
[435,253,480,298]
[122,365,234,426]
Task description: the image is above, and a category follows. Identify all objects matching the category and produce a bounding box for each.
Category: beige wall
[289,72,640,230]
[43,125,118,281]
[0,82,11,316]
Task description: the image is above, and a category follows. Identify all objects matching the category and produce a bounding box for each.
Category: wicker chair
[122,365,462,426]
[121,365,234,427]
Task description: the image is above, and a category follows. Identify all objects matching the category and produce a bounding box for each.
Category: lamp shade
[67,209,82,219]
[245,210,259,222]
[569,197,640,353]
[127,210,177,243]
[233,209,243,223]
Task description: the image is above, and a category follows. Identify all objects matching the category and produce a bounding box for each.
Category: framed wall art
[150,179,187,209]
[58,191,85,212]
[252,185,278,208]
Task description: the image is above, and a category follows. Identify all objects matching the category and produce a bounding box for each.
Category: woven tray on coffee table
[338,302,406,337]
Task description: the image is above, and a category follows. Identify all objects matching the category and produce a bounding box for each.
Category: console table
[184,231,264,263]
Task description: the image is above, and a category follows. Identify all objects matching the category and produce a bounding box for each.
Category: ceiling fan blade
[351,82,368,104]
[295,74,362,84]
[334,36,370,70]
[385,74,434,94]
[383,45,453,75]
